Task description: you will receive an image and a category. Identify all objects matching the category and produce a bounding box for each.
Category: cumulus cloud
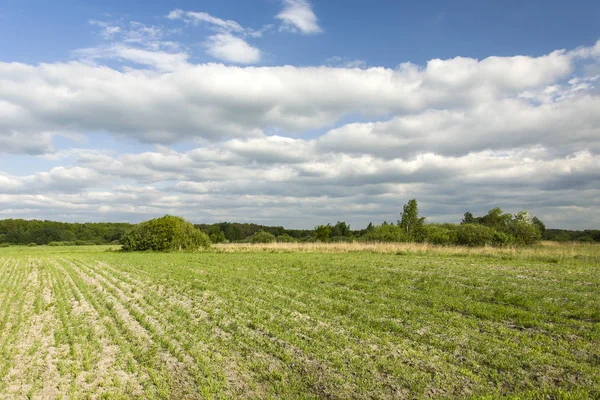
[1,142,598,227]
[1,41,600,228]
[204,33,261,64]
[3,42,595,146]
[276,0,322,34]
[0,167,100,194]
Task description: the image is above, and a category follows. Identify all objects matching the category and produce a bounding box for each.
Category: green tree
[331,221,352,237]
[479,207,512,232]
[532,216,546,234]
[360,224,408,242]
[314,225,332,242]
[398,199,425,241]
[510,211,542,245]
[461,212,475,224]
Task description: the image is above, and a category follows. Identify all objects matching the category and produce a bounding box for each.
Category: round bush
[121,215,211,252]
[275,234,298,243]
[247,230,276,243]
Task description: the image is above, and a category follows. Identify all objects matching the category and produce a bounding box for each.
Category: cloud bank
[1,41,599,228]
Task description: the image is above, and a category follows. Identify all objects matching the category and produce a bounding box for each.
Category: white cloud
[204,34,261,64]
[89,20,121,39]
[82,19,188,71]
[166,9,262,64]
[276,0,322,34]
[2,43,595,146]
[167,9,244,33]
[76,44,190,72]
[0,167,100,194]
[2,144,599,227]
[2,41,600,228]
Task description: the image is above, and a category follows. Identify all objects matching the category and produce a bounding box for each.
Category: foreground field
[0,244,598,399]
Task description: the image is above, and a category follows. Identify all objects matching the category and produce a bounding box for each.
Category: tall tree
[398,199,425,241]
[461,212,475,224]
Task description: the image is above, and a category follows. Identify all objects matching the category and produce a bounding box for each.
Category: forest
[1,199,599,246]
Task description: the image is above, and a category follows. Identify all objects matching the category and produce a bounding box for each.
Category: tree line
[0,219,133,246]
[1,201,599,246]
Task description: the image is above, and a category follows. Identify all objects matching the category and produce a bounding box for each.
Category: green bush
[275,234,298,243]
[121,215,211,252]
[27,243,37,247]
[491,230,513,247]
[455,224,496,247]
[577,236,595,243]
[0,243,9,248]
[423,225,453,245]
[48,242,64,246]
[510,220,542,245]
[360,224,408,242]
[247,230,276,243]
[209,231,227,244]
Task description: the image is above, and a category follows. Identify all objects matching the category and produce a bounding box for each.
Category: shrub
[247,230,276,243]
[209,231,227,244]
[276,234,298,243]
[0,243,9,248]
[455,224,496,247]
[491,230,513,247]
[27,243,37,247]
[577,236,595,243]
[360,224,408,242]
[510,220,542,245]
[423,225,453,245]
[121,215,211,252]
[48,242,64,246]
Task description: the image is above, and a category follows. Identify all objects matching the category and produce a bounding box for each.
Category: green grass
[0,244,598,398]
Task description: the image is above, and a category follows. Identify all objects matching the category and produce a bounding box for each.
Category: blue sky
[3,0,600,66]
[0,0,599,228]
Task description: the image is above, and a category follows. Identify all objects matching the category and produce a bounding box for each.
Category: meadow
[0,242,598,399]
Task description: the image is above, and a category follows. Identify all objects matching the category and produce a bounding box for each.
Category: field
[0,243,598,399]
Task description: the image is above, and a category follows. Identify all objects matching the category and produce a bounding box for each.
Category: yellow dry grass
[215,240,600,260]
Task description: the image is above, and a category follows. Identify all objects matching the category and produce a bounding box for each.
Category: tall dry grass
[215,241,600,264]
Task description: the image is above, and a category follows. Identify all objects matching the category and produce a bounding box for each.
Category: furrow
[70,258,222,398]
[0,259,33,387]
[48,258,146,398]
[54,257,177,399]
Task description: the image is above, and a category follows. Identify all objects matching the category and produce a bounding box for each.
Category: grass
[0,243,598,398]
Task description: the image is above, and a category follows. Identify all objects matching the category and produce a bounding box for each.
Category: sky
[0,0,599,229]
